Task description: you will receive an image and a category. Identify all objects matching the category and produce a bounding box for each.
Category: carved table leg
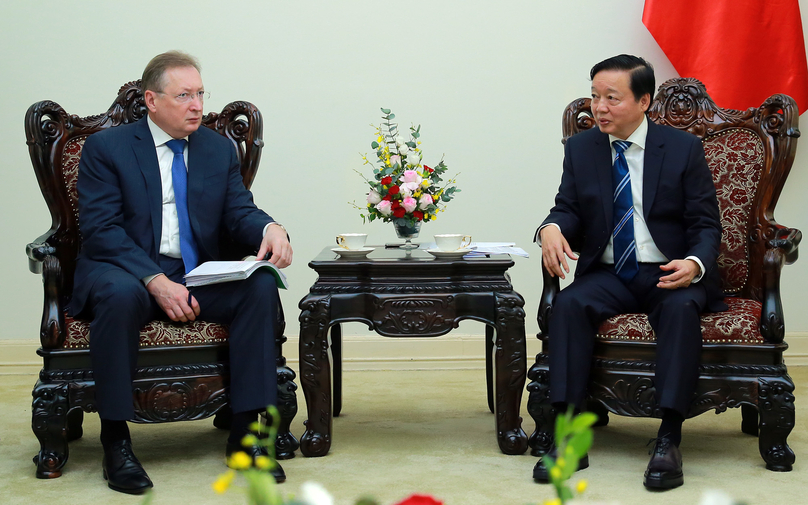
[493,292,528,455]
[485,325,494,414]
[757,376,795,471]
[526,357,555,456]
[298,295,333,457]
[331,324,343,417]
[31,381,71,478]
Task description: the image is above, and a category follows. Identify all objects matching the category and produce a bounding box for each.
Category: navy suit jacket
[72,117,273,315]
[541,120,726,311]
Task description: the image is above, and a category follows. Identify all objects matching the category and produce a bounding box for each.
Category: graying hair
[141,51,201,93]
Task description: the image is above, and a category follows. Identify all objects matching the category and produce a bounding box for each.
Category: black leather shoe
[643,437,684,490]
[102,440,153,495]
[533,445,589,483]
[226,441,286,483]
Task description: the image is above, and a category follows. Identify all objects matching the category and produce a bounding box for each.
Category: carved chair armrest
[537,262,560,339]
[26,232,57,274]
[760,227,802,343]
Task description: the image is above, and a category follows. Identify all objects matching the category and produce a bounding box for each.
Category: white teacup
[434,234,472,251]
[336,233,367,250]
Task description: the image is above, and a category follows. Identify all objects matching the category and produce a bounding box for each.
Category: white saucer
[426,247,473,260]
[332,246,374,258]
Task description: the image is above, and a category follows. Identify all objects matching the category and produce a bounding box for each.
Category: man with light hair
[74,51,291,494]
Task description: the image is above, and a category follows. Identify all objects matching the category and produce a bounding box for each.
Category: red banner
[643,0,808,113]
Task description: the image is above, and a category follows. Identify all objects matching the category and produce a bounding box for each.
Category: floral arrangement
[356,109,459,227]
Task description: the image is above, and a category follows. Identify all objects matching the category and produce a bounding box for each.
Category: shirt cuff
[142,273,165,286]
[685,256,705,283]
[534,223,561,246]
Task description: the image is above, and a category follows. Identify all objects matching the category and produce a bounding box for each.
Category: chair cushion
[64,314,229,349]
[596,297,763,344]
[703,128,764,294]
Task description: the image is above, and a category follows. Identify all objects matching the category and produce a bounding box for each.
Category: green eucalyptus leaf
[388,113,395,119]
[381,108,391,114]
[571,412,599,432]
[371,141,379,149]
[568,429,594,456]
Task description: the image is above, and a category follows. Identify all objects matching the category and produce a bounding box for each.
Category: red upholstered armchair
[527,78,801,471]
[25,81,299,478]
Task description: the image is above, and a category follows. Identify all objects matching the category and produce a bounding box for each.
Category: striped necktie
[166,138,199,274]
[612,140,639,283]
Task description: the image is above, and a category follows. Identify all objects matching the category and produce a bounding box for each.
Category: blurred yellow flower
[254,455,272,470]
[543,499,561,505]
[549,466,562,480]
[227,451,252,470]
[556,457,566,469]
[212,470,235,494]
[576,479,588,493]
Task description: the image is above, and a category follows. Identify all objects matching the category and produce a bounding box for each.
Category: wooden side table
[297,246,528,456]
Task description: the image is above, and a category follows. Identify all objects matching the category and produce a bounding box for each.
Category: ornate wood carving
[31,382,70,478]
[372,296,455,336]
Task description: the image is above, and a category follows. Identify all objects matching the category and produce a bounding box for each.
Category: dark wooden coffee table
[297,246,528,456]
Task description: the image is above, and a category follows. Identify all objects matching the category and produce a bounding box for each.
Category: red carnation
[381,176,392,185]
[383,194,392,201]
[424,165,434,173]
[413,211,424,221]
[393,207,406,218]
[391,199,401,209]
[388,185,400,196]
[395,495,443,505]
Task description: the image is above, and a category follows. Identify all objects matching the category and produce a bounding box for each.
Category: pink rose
[418,194,433,210]
[375,200,392,216]
[402,196,418,213]
[402,170,421,184]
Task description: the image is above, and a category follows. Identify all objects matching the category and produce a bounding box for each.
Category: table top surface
[311,245,513,263]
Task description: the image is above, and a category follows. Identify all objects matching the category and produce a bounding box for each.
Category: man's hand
[256,224,293,268]
[540,225,578,279]
[658,259,699,289]
[146,274,200,322]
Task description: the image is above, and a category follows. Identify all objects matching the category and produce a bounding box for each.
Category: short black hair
[590,54,655,102]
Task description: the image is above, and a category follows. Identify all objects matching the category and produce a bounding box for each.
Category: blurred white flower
[298,481,334,505]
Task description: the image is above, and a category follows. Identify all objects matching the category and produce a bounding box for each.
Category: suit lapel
[594,132,614,229]
[133,119,163,254]
[642,121,665,218]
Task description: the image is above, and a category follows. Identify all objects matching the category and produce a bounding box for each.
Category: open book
[185,258,289,289]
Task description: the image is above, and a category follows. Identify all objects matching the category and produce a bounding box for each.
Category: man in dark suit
[73,51,292,494]
[532,55,724,490]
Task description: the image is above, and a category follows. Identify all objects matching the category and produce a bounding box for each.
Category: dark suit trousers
[87,257,278,421]
[548,263,706,417]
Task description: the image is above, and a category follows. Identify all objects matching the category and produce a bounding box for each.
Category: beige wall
[1,1,806,356]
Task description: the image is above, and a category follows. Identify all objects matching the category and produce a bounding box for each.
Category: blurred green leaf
[381,108,391,114]
[571,412,598,433]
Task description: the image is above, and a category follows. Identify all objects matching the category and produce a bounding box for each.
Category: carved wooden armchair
[527,78,801,472]
[25,81,299,479]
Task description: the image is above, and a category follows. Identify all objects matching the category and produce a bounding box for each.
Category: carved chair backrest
[25,80,264,297]
[561,77,799,301]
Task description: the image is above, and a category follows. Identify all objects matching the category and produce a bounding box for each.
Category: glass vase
[393,220,422,250]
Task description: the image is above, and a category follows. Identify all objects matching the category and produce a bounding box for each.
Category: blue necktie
[166,139,199,274]
[612,140,639,283]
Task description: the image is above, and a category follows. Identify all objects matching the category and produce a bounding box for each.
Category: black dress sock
[228,410,260,445]
[657,408,684,447]
[100,419,131,452]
